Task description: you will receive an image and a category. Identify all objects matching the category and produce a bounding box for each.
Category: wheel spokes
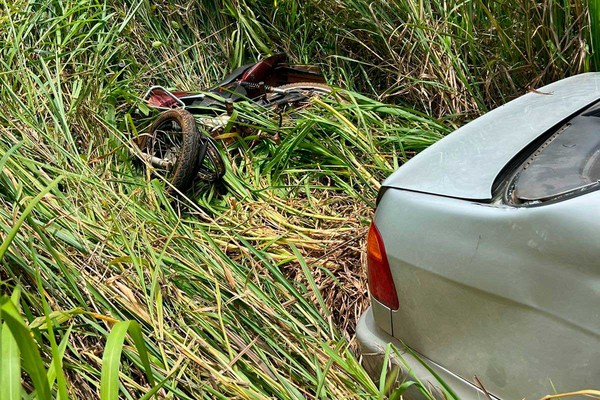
[148,121,184,170]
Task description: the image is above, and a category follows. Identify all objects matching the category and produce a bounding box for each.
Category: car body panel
[356,307,500,400]
[371,298,393,336]
[382,73,600,201]
[374,188,600,399]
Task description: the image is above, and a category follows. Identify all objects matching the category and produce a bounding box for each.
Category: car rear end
[357,73,600,399]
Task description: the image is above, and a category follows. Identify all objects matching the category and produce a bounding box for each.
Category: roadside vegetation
[0,0,595,398]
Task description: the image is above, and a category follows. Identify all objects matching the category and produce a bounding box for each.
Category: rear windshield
[511,102,600,203]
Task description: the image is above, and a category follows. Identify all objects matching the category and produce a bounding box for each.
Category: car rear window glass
[512,102,600,202]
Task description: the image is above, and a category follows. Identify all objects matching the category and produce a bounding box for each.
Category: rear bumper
[356,307,501,400]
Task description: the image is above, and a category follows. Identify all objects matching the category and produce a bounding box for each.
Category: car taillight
[366,222,399,310]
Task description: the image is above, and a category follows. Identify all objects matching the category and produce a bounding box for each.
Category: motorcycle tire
[136,109,202,194]
[196,136,225,183]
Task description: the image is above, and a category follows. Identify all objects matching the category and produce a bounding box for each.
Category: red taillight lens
[367,222,399,310]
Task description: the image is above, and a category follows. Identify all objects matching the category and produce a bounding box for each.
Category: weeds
[0,0,596,398]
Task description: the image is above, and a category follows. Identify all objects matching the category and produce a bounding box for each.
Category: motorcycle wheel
[136,109,202,194]
[196,136,225,183]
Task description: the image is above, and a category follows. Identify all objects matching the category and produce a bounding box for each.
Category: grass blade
[127,321,155,387]
[100,321,131,400]
[0,322,21,400]
[0,291,22,400]
[0,297,51,400]
[0,175,63,262]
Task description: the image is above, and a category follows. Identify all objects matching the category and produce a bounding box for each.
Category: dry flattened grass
[214,191,371,341]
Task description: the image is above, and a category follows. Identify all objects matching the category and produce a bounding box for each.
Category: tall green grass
[0,0,596,398]
[590,0,600,69]
[214,0,592,117]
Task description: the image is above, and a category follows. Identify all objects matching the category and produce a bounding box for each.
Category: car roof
[383,73,600,201]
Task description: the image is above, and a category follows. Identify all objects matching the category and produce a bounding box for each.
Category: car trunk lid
[383,73,600,201]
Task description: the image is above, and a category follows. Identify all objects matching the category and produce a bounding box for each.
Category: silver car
[357,73,600,399]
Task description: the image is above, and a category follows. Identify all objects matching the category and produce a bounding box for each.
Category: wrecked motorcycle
[134,54,332,194]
